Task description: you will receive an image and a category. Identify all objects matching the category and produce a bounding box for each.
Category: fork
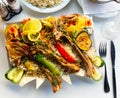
[99,42,110,93]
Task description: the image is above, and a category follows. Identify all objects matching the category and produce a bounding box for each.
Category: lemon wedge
[28,32,40,42]
[23,18,42,33]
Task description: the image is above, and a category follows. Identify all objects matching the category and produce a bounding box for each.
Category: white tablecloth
[0,0,120,98]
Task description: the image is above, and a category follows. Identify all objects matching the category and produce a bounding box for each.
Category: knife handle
[112,67,117,98]
[104,63,110,92]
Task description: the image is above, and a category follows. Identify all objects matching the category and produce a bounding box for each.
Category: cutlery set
[99,41,117,98]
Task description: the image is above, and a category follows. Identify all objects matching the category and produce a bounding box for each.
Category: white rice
[26,0,63,8]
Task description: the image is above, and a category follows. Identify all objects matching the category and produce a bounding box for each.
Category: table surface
[0,0,120,98]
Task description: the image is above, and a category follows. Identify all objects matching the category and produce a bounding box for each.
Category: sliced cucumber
[5,67,24,83]
[92,70,102,81]
[93,56,104,67]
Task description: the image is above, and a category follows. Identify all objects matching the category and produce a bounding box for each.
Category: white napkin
[80,0,120,15]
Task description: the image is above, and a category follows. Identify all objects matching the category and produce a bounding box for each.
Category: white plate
[21,0,70,13]
[93,12,118,18]
[77,0,118,18]
[4,16,102,95]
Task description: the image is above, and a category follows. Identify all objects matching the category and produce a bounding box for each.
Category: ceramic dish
[77,0,119,18]
[21,0,71,13]
[3,14,103,94]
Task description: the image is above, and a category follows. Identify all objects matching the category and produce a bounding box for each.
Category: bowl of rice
[21,0,71,13]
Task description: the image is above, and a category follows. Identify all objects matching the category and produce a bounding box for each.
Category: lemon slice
[41,20,53,28]
[23,18,42,33]
[28,32,40,42]
[21,32,29,43]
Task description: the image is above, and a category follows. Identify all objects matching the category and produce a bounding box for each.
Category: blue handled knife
[110,40,117,98]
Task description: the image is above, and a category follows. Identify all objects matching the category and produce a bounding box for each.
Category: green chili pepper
[35,53,61,76]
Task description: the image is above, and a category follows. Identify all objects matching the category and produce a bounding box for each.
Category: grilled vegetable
[5,67,24,83]
[93,56,104,67]
[75,31,92,51]
[54,42,75,63]
[92,70,102,81]
[35,53,61,76]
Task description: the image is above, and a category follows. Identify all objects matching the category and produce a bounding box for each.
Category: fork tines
[99,42,107,56]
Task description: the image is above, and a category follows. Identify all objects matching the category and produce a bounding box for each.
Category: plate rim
[21,0,71,13]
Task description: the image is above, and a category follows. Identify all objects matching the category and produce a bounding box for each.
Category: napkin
[80,0,120,15]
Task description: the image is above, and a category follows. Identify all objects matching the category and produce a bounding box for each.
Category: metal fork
[99,42,110,93]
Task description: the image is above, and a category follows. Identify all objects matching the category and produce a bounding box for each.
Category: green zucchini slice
[92,70,102,81]
[5,67,24,83]
[75,31,92,51]
[93,56,104,67]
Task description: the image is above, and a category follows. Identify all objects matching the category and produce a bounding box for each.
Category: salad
[4,14,104,93]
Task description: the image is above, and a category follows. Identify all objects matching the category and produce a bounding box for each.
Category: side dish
[4,14,103,93]
[26,0,63,8]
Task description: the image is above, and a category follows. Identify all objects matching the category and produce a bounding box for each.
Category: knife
[110,40,117,98]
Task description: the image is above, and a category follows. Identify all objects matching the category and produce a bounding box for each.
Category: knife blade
[111,41,115,66]
[110,40,117,98]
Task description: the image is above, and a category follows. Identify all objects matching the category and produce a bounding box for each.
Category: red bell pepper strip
[86,19,92,26]
[54,42,75,63]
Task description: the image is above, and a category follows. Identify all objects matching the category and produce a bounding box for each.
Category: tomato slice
[22,18,31,24]
[54,42,75,63]
[10,27,16,33]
